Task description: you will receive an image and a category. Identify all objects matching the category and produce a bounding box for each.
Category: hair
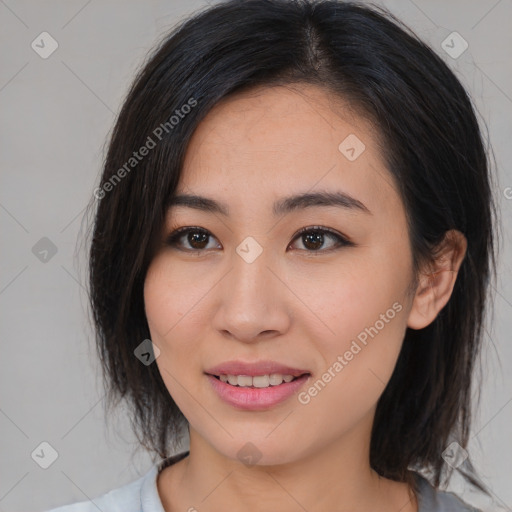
[85,0,499,497]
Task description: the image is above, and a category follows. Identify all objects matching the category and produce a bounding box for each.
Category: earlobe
[406,230,467,330]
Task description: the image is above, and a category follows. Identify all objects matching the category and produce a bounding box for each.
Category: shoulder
[414,473,483,512]
[41,450,189,512]
[42,472,147,512]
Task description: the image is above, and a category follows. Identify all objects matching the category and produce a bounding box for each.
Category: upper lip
[205,360,311,377]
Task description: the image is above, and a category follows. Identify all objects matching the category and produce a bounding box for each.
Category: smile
[206,373,311,410]
[214,373,302,387]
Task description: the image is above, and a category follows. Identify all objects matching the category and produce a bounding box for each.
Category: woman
[45,0,499,510]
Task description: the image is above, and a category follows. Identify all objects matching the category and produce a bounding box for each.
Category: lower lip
[206,373,311,410]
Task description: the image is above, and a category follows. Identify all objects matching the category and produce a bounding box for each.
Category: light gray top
[43,451,482,512]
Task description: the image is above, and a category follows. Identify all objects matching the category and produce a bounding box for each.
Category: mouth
[204,362,312,410]
[204,360,312,409]
[207,372,310,388]
[205,360,311,380]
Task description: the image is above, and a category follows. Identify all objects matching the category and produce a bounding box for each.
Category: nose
[211,243,292,343]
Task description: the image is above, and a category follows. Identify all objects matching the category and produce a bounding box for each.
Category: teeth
[218,373,298,387]
[237,375,253,387]
[227,374,239,386]
[253,375,270,387]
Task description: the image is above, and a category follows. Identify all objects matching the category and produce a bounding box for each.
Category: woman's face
[144,84,418,465]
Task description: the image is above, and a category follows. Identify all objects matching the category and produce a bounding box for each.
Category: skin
[143,83,467,512]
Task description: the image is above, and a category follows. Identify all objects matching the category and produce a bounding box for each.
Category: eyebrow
[167,190,372,217]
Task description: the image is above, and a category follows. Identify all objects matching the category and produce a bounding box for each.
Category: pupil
[189,232,208,249]
[304,232,323,250]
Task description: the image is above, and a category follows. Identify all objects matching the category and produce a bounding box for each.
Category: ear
[407,230,467,330]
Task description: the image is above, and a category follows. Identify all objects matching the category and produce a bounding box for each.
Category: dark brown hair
[84,0,499,497]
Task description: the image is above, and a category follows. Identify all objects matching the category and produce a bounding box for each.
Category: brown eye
[165,225,353,254]
[166,227,220,251]
[301,230,325,250]
[288,226,352,252]
[187,231,209,249]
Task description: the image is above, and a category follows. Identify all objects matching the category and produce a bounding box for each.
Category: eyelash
[164,225,353,254]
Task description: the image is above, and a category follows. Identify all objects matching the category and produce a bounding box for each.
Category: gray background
[0,1,511,511]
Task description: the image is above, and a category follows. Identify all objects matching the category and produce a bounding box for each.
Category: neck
[159,413,418,512]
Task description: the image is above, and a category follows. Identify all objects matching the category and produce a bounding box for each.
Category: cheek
[144,262,205,412]
[143,263,203,387]
[143,257,207,340]
[304,257,405,338]
[300,253,409,393]
[297,299,407,432]
[144,281,178,341]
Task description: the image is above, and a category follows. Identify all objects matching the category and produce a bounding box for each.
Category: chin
[209,437,304,468]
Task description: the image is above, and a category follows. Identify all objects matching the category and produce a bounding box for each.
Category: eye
[165,226,220,252]
[288,226,353,252]
[165,225,353,253]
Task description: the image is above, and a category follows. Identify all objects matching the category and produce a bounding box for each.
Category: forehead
[177,84,401,220]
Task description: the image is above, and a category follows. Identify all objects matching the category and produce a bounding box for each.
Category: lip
[206,373,311,411]
[204,360,310,377]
